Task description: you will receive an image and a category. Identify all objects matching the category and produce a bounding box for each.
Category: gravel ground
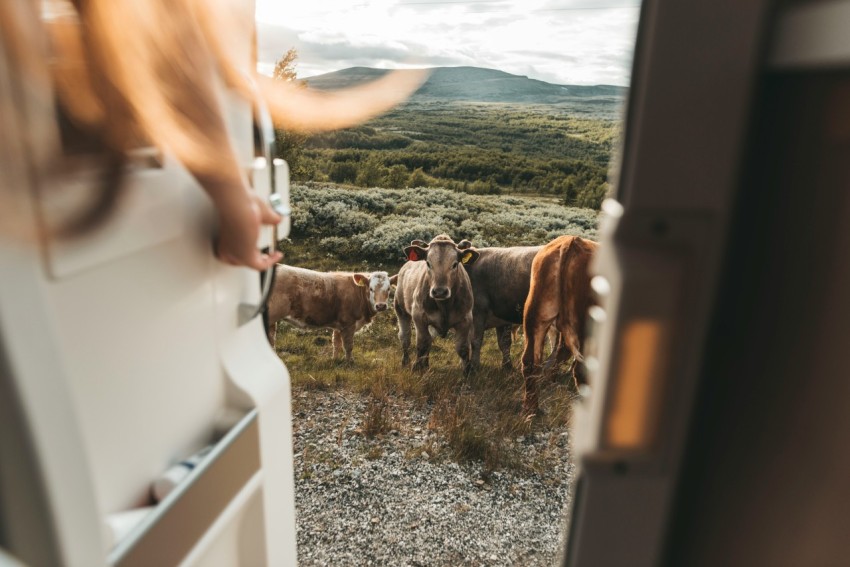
[292,390,575,566]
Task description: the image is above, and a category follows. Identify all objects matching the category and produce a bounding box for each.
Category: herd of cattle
[267,234,598,413]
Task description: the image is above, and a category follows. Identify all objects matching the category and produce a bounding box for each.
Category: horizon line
[295,64,630,88]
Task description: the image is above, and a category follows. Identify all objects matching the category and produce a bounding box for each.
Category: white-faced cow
[267,266,397,361]
[456,240,543,370]
[393,235,480,376]
[521,235,598,413]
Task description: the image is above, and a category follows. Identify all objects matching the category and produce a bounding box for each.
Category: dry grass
[274,315,576,473]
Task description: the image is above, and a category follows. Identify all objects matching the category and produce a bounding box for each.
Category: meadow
[274,182,600,471]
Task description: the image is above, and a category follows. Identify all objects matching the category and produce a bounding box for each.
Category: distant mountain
[302,66,627,106]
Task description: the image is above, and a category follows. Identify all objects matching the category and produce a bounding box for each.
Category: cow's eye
[426,261,432,270]
[452,261,458,269]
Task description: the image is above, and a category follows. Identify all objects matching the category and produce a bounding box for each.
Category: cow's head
[403,235,479,301]
[353,271,396,312]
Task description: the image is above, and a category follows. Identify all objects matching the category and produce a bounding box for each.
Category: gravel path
[292,390,575,566]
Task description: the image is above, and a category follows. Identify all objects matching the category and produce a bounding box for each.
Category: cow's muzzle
[430,287,451,300]
[375,303,388,311]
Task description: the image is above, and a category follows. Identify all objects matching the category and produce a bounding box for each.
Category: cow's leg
[469,313,487,372]
[522,292,559,414]
[496,325,513,370]
[412,318,432,372]
[574,359,589,388]
[332,330,343,360]
[521,321,552,414]
[560,325,587,389]
[546,327,560,356]
[396,306,412,367]
[454,317,474,377]
[542,327,570,375]
[341,326,356,363]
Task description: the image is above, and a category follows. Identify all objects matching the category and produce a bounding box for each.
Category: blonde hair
[1,0,426,237]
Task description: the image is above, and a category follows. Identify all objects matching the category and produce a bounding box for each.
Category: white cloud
[255,0,640,86]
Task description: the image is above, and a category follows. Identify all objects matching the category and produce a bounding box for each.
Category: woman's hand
[215,190,283,271]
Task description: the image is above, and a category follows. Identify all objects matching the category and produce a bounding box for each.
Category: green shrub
[288,182,599,262]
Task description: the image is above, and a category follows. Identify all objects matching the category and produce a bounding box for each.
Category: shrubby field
[283,101,619,209]
[276,182,600,470]
[289,182,599,263]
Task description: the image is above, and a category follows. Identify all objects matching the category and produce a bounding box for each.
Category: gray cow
[456,241,543,371]
[393,235,480,376]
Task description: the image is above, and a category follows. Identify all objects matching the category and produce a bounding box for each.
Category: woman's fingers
[214,192,285,271]
[248,250,283,271]
[217,247,281,271]
[263,251,283,268]
[251,192,283,224]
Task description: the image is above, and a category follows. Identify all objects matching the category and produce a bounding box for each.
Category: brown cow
[393,235,480,376]
[521,235,598,413]
[267,266,397,361]
[456,240,543,370]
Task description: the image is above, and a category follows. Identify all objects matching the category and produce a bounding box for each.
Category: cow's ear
[459,248,480,266]
[352,273,369,287]
[389,274,399,288]
[457,239,473,250]
[403,245,427,262]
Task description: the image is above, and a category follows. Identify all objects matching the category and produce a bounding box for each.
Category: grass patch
[275,289,575,472]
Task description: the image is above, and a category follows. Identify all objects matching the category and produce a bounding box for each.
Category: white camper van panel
[0,0,298,564]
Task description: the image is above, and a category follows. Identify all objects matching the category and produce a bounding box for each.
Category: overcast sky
[255,0,641,86]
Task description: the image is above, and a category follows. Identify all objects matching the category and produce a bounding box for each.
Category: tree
[272,49,309,178]
[356,158,385,187]
[273,48,300,83]
[329,162,358,184]
[409,167,429,188]
[384,165,409,188]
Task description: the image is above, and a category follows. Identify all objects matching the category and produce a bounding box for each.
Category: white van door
[0,3,297,565]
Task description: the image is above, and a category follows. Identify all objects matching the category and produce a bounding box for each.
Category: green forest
[280,101,621,209]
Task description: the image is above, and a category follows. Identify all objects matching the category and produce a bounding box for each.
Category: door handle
[238,88,291,327]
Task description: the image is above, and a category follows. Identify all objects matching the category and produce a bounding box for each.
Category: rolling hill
[288,65,622,207]
[303,66,627,106]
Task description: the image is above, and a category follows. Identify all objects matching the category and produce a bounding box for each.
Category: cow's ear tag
[407,250,421,262]
[353,275,368,287]
[461,251,474,264]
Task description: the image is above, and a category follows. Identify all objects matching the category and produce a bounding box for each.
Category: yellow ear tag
[355,277,367,287]
[461,251,474,264]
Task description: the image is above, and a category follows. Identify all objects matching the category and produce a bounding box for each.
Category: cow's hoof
[521,395,541,417]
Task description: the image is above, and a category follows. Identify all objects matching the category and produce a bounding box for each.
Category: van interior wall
[665,71,850,566]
